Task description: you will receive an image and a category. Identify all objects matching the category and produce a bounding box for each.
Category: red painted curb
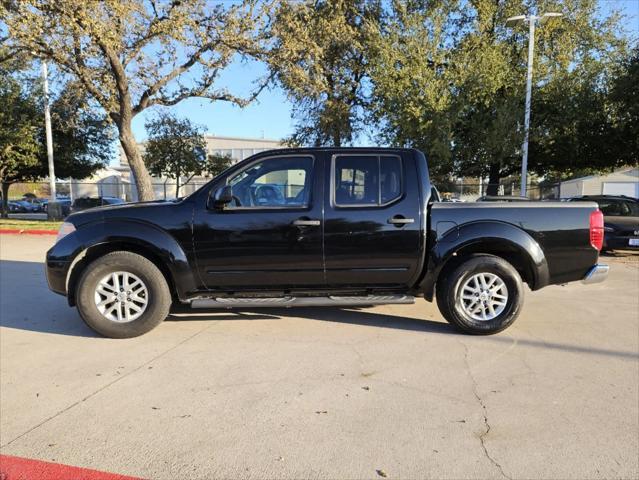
[0,454,143,480]
[0,229,57,235]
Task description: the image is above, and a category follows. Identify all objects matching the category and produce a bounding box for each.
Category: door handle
[292,219,321,226]
[388,216,414,225]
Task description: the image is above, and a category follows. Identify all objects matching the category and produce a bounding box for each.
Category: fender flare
[66,219,197,302]
[419,221,549,300]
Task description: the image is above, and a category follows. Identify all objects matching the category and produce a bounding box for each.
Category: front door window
[228,156,313,208]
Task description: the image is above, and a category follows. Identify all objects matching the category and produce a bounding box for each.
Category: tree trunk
[486,163,501,196]
[175,166,181,198]
[118,122,155,201]
[332,126,342,147]
[1,182,10,219]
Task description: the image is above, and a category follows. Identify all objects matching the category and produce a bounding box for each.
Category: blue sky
[131,60,293,143]
[128,0,638,150]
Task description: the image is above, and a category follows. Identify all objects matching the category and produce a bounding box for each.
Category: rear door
[323,151,423,287]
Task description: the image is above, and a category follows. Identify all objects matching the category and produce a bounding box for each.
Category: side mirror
[209,185,233,210]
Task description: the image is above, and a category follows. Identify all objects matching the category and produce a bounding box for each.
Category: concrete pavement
[1,234,637,479]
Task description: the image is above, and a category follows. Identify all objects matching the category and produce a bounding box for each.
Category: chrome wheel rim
[94,272,148,323]
[458,273,508,321]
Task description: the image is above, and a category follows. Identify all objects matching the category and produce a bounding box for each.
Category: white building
[559,167,639,199]
[70,165,133,200]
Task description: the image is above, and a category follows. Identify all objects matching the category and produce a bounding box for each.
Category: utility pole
[506,12,562,197]
[42,61,56,200]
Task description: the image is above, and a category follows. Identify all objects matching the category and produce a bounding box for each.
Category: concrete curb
[0,229,57,235]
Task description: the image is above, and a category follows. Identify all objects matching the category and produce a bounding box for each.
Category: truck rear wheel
[436,254,524,335]
[75,251,171,338]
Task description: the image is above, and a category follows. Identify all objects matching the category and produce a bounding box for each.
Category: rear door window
[333,155,402,207]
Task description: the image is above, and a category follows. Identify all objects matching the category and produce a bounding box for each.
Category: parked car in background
[58,199,72,217]
[568,195,639,251]
[10,200,38,212]
[21,196,46,212]
[7,201,25,213]
[70,197,125,213]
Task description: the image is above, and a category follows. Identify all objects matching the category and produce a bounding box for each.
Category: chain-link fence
[2,179,562,216]
[438,182,560,201]
[2,179,211,204]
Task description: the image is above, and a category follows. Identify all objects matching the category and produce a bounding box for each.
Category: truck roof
[258,146,422,155]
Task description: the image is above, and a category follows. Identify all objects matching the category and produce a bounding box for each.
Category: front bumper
[582,264,609,284]
[45,230,82,297]
[46,254,70,296]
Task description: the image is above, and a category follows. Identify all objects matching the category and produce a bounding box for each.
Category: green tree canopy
[143,112,207,195]
[2,0,271,201]
[367,0,458,179]
[0,71,111,216]
[204,153,234,179]
[609,48,639,166]
[0,73,41,216]
[270,0,381,147]
[42,82,114,179]
[368,0,629,190]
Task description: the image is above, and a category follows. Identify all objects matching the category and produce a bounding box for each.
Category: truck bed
[428,201,600,286]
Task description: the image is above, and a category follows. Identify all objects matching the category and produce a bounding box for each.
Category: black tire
[75,251,171,338]
[435,254,524,335]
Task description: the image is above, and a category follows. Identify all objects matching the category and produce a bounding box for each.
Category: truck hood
[66,199,179,226]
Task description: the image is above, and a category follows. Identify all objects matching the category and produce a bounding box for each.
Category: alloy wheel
[94,271,149,323]
[458,272,508,321]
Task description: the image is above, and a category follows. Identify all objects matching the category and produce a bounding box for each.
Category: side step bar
[190,295,415,309]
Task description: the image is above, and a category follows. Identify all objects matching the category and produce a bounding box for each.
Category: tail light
[590,209,604,251]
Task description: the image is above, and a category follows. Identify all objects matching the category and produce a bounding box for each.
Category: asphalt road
[1,234,637,480]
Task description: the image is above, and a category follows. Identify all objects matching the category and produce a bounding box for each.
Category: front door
[323,152,423,287]
[193,153,324,290]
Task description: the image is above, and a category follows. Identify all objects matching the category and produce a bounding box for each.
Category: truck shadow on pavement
[168,308,639,361]
[0,260,102,337]
[1,260,638,361]
[168,306,456,335]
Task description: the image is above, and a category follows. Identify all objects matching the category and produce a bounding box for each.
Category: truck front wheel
[75,251,171,338]
[436,254,524,335]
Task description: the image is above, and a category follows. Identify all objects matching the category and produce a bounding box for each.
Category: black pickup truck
[46,148,608,338]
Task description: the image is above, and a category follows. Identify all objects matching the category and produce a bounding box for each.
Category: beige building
[201,135,285,163]
[118,134,285,200]
[560,167,639,199]
[120,134,284,167]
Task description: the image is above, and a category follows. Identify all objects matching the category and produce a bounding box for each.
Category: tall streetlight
[41,60,57,201]
[506,12,562,197]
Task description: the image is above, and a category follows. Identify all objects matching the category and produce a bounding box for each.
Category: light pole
[506,12,562,197]
[41,60,56,201]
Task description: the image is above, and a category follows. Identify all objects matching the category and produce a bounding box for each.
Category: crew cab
[46,148,608,338]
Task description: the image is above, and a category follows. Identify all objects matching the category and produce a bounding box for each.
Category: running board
[190,295,415,309]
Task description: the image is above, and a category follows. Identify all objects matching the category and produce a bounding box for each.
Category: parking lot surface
[1,234,638,479]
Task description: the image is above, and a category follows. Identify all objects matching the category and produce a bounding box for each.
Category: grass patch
[0,219,62,231]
